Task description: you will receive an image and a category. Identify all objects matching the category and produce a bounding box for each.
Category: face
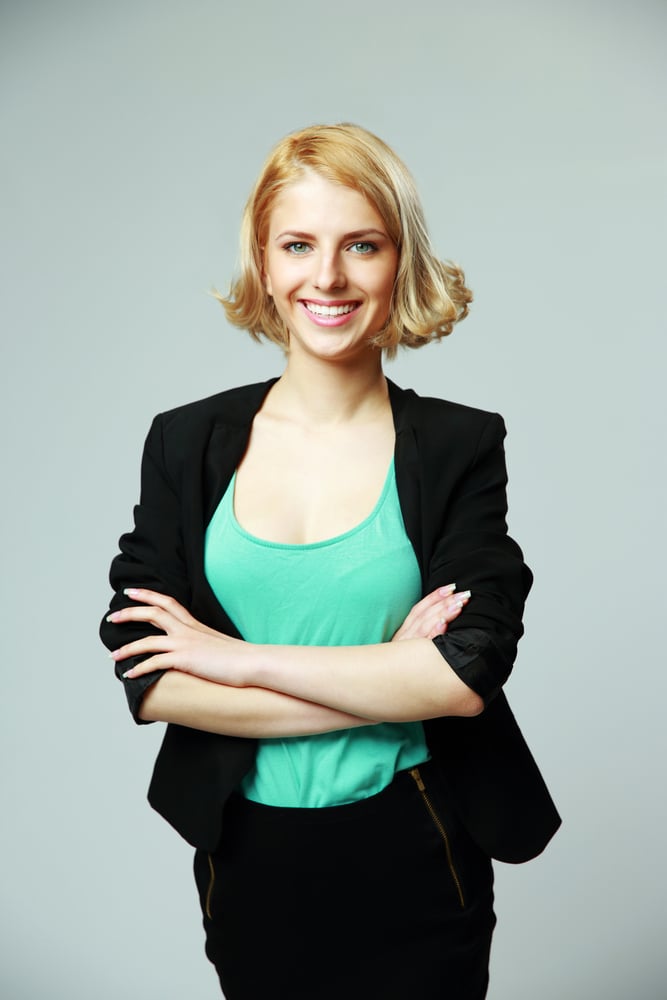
[262,171,398,365]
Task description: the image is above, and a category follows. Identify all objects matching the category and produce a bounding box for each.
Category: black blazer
[100,378,560,862]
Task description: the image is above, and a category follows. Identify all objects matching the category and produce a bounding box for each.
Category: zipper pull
[409,767,426,792]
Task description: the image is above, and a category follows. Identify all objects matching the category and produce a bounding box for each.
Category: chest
[232,414,396,545]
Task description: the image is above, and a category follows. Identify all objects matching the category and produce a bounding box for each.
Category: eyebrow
[273,228,389,243]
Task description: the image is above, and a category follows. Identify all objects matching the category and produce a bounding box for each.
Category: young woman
[100,123,560,999]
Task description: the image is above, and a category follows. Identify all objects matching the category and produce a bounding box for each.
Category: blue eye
[349,242,377,254]
[284,242,310,255]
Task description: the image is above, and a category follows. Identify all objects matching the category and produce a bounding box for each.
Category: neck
[269,352,389,426]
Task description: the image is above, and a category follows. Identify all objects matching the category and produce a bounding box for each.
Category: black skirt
[193,760,495,1000]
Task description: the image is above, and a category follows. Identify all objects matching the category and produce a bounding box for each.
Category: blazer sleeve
[427,413,533,705]
[99,414,191,723]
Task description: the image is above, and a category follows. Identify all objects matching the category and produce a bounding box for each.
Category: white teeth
[304,302,357,317]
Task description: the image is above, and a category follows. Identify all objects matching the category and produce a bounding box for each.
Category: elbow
[433,627,516,711]
[134,671,170,723]
[120,667,168,725]
[456,686,485,718]
[136,694,155,723]
[461,690,485,717]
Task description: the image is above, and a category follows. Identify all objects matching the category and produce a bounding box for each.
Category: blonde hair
[216,123,472,356]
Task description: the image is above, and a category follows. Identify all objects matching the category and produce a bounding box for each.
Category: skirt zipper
[205,853,216,920]
[409,767,466,909]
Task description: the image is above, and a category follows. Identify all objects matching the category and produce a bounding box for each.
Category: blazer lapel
[191,378,279,633]
[388,379,425,586]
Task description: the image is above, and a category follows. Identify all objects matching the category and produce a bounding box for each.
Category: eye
[283,242,311,255]
[348,241,378,255]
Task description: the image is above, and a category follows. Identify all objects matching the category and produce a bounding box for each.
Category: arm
[110,586,483,722]
[152,646,482,727]
[138,671,375,737]
[111,411,526,720]
[100,415,378,733]
[135,583,473,734]
[249,637,483,721]
[425,413,533,705]
[101,415,472,733]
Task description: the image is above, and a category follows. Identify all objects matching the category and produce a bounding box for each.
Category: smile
[303,301,359,317]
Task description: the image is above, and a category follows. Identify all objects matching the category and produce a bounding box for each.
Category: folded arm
[100,408,527,736]
[108,584,478,733]
[138,670,374,737]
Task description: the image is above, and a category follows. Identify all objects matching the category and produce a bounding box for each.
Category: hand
[391,584,471,642]
[106,588,247,684]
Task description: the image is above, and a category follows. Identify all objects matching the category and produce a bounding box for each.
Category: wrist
[235,638,265,688]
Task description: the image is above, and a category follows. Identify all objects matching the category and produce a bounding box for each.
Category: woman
[100,123,560,999]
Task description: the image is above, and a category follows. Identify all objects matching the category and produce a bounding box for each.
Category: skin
[108,173,484,734]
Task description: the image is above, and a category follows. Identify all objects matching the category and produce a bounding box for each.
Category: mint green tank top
[204,460,429,807]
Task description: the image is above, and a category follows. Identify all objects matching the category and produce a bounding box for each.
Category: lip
[298,299,362,327]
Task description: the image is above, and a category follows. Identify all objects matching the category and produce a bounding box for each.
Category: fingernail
[123,587,140,597]
[106,612,119,623]
[439,584,456,596]
[459,590,471,600]
[122,669,133,679]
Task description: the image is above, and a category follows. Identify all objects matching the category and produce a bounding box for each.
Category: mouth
[302,300,360,317]
[299,299,362,327]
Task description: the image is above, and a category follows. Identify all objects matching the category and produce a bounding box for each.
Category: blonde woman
[101,124,559,999]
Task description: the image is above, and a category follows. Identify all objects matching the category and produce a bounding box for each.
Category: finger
[106,604,181,631]
[418,591,473,640]
[119,589,221,636]
[397,585,457,632]
[110,635,176,663]
[121,588,195,625]
[438,588,473,626]
[438,592,470,624]
[429,620,449,639]
[430,602,463,634]
[410,584,458,616]
[431,607,457,637]
[121,653,176,679]
[444,590,471,618]
[413,590,471,632]
[392,587,470,641]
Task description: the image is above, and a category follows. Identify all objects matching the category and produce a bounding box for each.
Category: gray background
[2,0,665,997]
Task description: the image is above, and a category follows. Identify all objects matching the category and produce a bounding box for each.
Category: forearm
[250,638,484,722]
[138,669,376,737]
[111,590,484,723]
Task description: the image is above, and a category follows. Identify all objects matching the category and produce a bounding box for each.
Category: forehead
[267,171,387,235]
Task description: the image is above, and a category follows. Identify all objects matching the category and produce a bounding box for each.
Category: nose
[313,251,346,291]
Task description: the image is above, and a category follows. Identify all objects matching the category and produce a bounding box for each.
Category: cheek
[374,270,397,315]
[263,255,294,301]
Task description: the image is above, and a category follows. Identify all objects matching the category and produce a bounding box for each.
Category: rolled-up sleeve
[99,414,191,722]
[428,413,533,705]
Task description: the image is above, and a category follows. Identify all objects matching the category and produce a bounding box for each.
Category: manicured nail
[106,612,119,623]
[123,587,140,597]
[122,669,133,679]
[439,584,456,596]
[458,590,471,600]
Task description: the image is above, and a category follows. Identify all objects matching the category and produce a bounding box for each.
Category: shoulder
[388,380,506,448]
[153,379,278,439]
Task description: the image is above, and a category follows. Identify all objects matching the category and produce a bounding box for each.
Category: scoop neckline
[229,459,396,551]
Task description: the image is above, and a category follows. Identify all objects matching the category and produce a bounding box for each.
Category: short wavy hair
[216,123,472,357]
